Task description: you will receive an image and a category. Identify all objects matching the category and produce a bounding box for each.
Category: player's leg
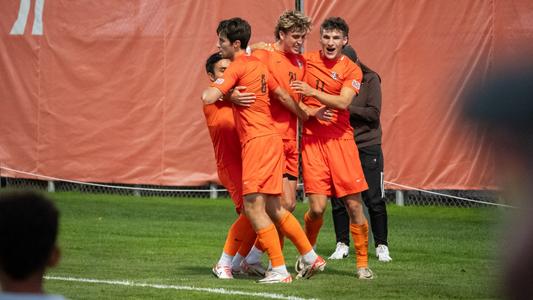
[359,145,391,262]
[343,193,373,279]
[329,196,350,259]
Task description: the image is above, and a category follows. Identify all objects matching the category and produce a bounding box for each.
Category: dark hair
[320,17,349,37]
[0,190,59,280]
[216,17,251,49]
[205,52,224,75]
[342,44,378,76]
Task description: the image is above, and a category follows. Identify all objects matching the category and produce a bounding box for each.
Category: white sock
[245,246,263,264]
[232,253,244,270]
[302,250,318,265]
[217,252,233,266]
[271,265,289,275]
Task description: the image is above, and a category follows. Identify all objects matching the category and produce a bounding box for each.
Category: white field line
[45,276,318,300]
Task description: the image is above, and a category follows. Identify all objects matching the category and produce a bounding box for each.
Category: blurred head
[319,17,349,60]
[275,10,311,54]
[0,190,60,281]
[205,52,231,82]
[216,18,251,59]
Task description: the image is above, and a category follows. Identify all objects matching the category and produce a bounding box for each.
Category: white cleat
[328,242,349,260]
[376,244,392,262]
[212,264,233,279]
[295,256,326,279]
[257,270,292,284]
[356,267,374,280]
[240,260,266,277]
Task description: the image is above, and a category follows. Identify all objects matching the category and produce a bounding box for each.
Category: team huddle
[201,11,378,283]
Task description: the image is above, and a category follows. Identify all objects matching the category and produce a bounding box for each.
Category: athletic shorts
[302,135,368,198]
[217,163,243,214]
[242,134,284,196]
[283,138,299,179]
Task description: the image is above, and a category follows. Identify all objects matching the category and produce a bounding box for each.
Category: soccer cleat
[294,256,304,273]
[257,270,292,284]
[295,255,326,279]
[240,260,266,277]
[356,267,374,279]
[328,242,349,260]
[212,264,233,279]
[376,244,392,262]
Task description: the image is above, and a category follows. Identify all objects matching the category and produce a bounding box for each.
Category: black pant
[331,144,388,248]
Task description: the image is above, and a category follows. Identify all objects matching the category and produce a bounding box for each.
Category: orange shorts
[283,138,299,179]
[217,163,243,214]
[302,135,368,198]
[242,134,284,196]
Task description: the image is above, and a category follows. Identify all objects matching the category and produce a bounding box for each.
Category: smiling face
[210,58,231,81]
[319,28,347,60]
[279,29,307,54]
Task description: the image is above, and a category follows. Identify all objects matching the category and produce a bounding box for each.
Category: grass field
[43,192,502,299]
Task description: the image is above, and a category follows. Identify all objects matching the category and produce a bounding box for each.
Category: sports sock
[223,214,253,256]
[302,250,318,265]
[271,265,289,275]
[350,222,369,268]
[232,253,244,271]
[217,252,233,266]
[245,244,263,265]
[256,224,285,268]
[278,211,313,254]
[304,211,324,247]
[237,230,256,257]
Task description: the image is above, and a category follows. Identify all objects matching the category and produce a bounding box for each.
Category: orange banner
[1,1,532,189]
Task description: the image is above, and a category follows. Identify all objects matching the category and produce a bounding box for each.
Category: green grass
[43,192,502,299]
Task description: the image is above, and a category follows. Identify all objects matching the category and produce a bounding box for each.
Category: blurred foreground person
[0,190,64,299]
[463,63,533,300]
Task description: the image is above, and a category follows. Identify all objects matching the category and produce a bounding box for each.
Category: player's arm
[290,80,355,110]
[299,102,335,121]
[201,87,223,104]
[272,87,309,121]
[349,73,381,122]
[228,86,256,107]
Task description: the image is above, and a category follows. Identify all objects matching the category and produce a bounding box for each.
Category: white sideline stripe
[10,0,31,35]
[45,276,316,300]
[0,165,513,208]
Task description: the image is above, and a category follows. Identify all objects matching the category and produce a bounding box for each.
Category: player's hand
[290,81,315,97]
[229,86,256,107]
[315,106,335,121]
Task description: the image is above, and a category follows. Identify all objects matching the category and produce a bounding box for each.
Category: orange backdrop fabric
[305,0,533,190]
[1,1,533,189]
[0,0,293,185]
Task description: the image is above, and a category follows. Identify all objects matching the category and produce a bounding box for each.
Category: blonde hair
[274,10,311,40]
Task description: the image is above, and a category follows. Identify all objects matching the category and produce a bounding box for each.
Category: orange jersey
[303,51,363,139]
[211,53,279,144]
[253,49,306,140]
[202,100,241,169]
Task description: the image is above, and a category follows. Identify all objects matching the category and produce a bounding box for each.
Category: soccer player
[202,17,324,283]
[290,17,374,279]
[240,11,332,276]
[203,52,257,279]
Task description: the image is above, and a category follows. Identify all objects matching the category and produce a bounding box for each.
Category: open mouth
[326,47,336,55]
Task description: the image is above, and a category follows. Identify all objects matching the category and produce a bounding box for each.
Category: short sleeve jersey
[202,101,241,169]
[211,53,279,144]
[302,51,363,139]
[253,49,306,140]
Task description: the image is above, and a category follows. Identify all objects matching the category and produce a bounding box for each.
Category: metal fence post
[210,183,218,199]
[47,180,55,193]
[395,190,404,206]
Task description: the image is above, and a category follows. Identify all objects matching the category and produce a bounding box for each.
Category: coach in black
[328,45,392,262]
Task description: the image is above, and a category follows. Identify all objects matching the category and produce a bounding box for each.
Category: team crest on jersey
[352,79,361,90]
[331,71,338,79]
[214,78,224,85]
